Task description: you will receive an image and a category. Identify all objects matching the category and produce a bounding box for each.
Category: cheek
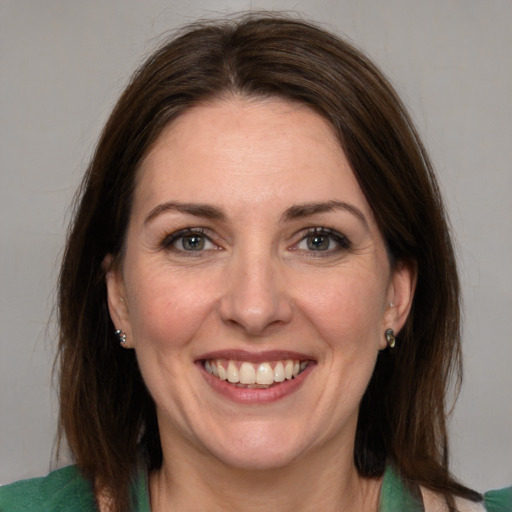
[122,266,220,406]
[124,264,219,351]
[298,271,387,353]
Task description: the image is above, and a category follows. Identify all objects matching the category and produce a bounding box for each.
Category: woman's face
[107,97,414,471]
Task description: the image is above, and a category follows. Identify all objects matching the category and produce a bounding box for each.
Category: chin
[214,445,304,472]
[198,421,311,471]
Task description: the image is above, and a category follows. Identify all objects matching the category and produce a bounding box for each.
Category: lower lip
[198,362,315,404]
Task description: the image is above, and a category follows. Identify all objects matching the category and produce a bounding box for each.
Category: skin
[106,97,415,512]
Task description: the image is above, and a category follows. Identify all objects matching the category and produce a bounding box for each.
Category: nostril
[218,259,293,334]
[219,295,293,335]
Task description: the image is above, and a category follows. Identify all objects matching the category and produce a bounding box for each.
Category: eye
[180,233,207,251]
[162,228,219,253]
[295,228,350,253]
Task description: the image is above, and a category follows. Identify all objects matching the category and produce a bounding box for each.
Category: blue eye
[296,228,350,253]
[163,229,217,252]
[180,234,206,251]
[305,233,331,251]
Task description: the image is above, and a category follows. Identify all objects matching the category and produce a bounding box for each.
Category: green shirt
[1,465,510,511]
[0,466,150,512]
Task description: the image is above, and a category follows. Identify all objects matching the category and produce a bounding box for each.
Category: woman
[0,14,510,512]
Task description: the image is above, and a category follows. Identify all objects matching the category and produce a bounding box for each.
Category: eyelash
[160,227,351,256]
[161,228,219,254]
[293,227,351,255]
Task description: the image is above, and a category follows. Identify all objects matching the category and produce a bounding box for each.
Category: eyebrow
[282,200,368,228]
[144,199,367,228]
[144,201,226,225]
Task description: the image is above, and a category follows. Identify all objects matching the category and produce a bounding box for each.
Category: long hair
[57,14,479,511]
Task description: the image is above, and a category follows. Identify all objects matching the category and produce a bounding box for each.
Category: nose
[218,250,293,336]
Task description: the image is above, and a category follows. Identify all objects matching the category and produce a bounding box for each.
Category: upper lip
[196,349,316,363]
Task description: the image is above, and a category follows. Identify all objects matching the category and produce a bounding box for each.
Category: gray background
[1,0,511,491]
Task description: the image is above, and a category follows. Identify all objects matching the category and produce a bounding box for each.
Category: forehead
[133,97,371,220]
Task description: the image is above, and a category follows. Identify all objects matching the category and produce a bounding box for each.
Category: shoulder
[483,487,512,512]
[0,465,97,512]
[421,486,512,512]
[422,487,485,511]
[381,466,511,512]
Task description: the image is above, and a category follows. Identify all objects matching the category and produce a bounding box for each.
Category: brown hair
[57,13,480,511]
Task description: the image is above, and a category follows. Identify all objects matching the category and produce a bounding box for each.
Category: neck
[149,441,382,512]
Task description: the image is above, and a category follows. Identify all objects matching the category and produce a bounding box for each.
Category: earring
[115,329,127,347]
[385,328,396,348]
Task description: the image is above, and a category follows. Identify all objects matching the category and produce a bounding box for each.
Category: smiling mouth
[203,359,311,389]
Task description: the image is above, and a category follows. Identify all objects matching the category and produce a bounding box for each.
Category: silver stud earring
[115,329,127,347]
[385,328,396,348]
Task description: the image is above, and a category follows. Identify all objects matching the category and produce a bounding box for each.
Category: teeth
[256,363,274,385]
[284,360,294,380]
[227,360,239,383]
[204,358,309,386]
[217,360,226,380]
[239,362,256,384]
[274,361,285,382]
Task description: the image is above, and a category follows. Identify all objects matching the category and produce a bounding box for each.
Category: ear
[380,260,417,348]
[103,254,133,348]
